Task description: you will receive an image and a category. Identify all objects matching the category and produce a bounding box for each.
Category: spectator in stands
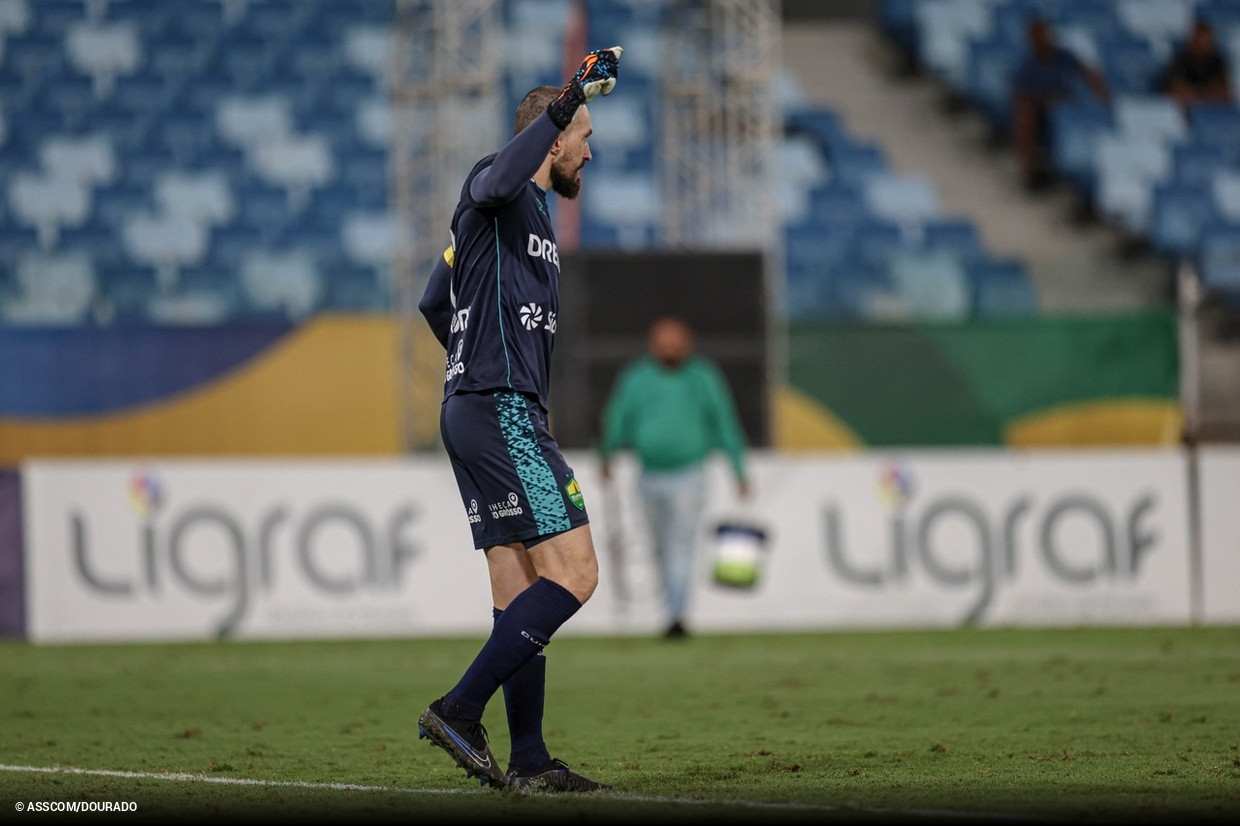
[1162,18,1234,113]
[1011,16,1110,191]
[598,316,750,639]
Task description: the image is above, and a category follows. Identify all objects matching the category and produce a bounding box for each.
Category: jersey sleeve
[468,112,563,206]
[418,245,455,349]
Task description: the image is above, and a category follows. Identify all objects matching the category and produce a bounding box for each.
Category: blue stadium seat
[1170,140,1229,187]
[887,249,971,321]
[825,140,889,187]
[95,260,160,323]
[30,0,87,37]
[1115,0,1194,55]
[1212,169,1240,226]
[964,36,1022,133]
[827,261,902,321]
[1046,96,1116,190]
[785,107,850,155]
[1196,0,1240,33]
[804,182,866,227]
[1198,224,1240,301]
[1093,133,1171,234]
[966,257,1038,317]
[862,172,941,228]
[878,0,921,57]
[0,226,41,261]
[106,0,174,39]
[1113,93,1187,145]
[784,221,853,276]
[209,222,264,268]
[1097,32,1162,95]
[93,179,154,230]
[1050,0,1120,41]
[914,0,992,89]
[1188,103,1240,157]
[850,218,904,269]
[1148,181,1222,260]
[921,217,985,260]
[58,216,126,262]
[5,31,69,83]
[322,261,389,313]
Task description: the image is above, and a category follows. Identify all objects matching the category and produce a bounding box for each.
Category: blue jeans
[637,465,707,623]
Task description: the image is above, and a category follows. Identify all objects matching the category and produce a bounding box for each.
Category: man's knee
[529,526,599,604]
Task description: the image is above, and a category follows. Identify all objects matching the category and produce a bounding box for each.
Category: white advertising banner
[656,448,1195,633]
[22,448,1196,643]
[22,458,491,643]
[1199,446,1240,623]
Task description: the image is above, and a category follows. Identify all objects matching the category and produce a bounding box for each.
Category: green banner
[785,311,1180,447]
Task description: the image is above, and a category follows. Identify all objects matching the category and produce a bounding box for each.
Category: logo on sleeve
[565,477,585,510]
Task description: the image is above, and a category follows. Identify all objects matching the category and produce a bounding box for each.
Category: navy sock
[493,607,553,770]
[441,578,581,722]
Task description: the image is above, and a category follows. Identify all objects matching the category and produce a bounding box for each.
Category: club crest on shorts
[565,476,584,510]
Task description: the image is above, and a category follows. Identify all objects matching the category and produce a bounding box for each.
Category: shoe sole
[417,707,509,790]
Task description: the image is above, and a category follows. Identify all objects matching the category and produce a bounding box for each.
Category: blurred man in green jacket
[599,316,749,638]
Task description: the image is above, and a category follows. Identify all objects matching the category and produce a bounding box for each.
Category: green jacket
[599,354,747,482]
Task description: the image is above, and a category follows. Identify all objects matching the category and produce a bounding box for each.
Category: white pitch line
[0,764,1083,822]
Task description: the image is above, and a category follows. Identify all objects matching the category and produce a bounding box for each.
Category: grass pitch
[2,626,1238,823]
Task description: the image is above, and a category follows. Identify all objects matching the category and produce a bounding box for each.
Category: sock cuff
[535,576,583,610]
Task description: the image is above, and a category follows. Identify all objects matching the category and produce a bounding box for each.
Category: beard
[549,159,581,199]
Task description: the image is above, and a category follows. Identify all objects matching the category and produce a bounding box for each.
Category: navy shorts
[441,390,590,550]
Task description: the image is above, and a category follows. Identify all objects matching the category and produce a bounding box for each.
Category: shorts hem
[474,517,590,551]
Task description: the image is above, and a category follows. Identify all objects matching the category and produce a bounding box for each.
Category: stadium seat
[1113,94,1188,145]
[323,261,389,313]
[1048,98,1113,191]
[824,140,889,187]
[887,249,971,321]
[1148,181,1221,260]
[7,171,92,249]
[153,170,235,227]
[804,183,866,227]
[122,209,212,291]
[342,210,398,268]
[64,19,142,99]
[1096,32,1162,95]
[0,0,31,38]
[1198,224,1240,301]
[1115,0,1195,58]
[1211,169,1240,225]
[1170,140,1229,187]
[95,259,159,323]
[966,257,1038,317]
[1093,133,1171,234]
[0,251,96,325]
[1196,0,1240,33]
[828,261,903,321]
[922,217,984,260]
[785,106,850,156]
[862,172,941,231]
[914,0,993,89]
[582,171,659,227]
[239,249,323,320]
[850,218,904,269]
[963,35,1024,131]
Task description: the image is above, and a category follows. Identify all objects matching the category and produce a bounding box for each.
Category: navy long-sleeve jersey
[419,111,565,413]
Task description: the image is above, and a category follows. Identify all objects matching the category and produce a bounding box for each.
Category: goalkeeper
[415,47,622,793]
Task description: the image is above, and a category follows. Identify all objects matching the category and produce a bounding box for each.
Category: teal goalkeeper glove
[547,46,622,129]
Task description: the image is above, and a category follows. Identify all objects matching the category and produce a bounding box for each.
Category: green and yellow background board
[0,310,1180,464]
